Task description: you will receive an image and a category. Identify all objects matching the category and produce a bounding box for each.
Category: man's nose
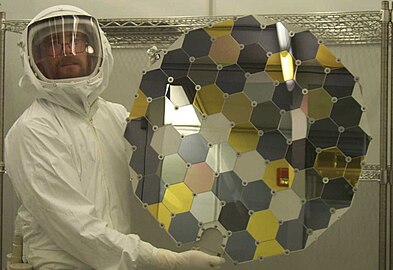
[62,43,75,55]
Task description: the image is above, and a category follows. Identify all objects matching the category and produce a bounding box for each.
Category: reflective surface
[216,64,246,94]
[129,90,148,120]
[161,154,187,184]
[188,56,218,86]
[238,43,268,74]
[228,122,259,153]
[234,150,266,182]
[240,179,272,211]
[247,210,279,241]
[222,93,252,124]
[178,133,209,164]
[166,77,196,107]
[276,219,308,251]
[190,191,222,223]
[147,202,172,230]
[243,71,275,103]
[308,118,339,149]
[219,200,250,232]
[251,101,281,132]
[316,44,344,69]
[303,198,332,230]
[169,212,200,243]
[254,239,286,259]
[330,96,362,128]
[272,82,303,111]
[204,20,234,39]
[285,138,317,170]
[199,113,232,144]
[257,130,288,161]
[279,109,309,141]
[161,48,191,79]
[296,60,325,90]
[291,168,324,200]
[324,67,355,98]
[226,230,256,262]
[209,35,241,66]
[162,182,193,214]
[151,125,182,156]
[139,69,168,99]
[263,159,295,191]
[193,84,224,115]
[269,189,303,221]
[206,143,237,173]
[184,162,215,193]
[212,171,243,203]
[301,88,333,120]
[126,15,371,263]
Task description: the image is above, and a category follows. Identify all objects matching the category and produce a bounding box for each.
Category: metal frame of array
[0,1,389,268]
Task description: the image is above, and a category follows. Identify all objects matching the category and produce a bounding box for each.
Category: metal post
[380,1,390,270]
[0,9,6,267]
[0,11,5,270]
[208,0,215,16]
[0,12,6,267]
[390,0,393,268]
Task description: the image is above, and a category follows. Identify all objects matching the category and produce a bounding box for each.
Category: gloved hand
[153,248,226,270]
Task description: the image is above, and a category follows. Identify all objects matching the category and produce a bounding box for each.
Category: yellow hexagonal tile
[344,156,364,187]
[265,51,295,83]
[314,147,346,179]
[315,44,344,69]
[193,84,225,115]
[147,203,172,230]
[222,92,253,124]
[247,210,279,242]
[204,20,234,39]
[162,182,194,214]
[228,122,259,153]
[129,89,148,120]
[254,240,285,259]
[301,88,333,120]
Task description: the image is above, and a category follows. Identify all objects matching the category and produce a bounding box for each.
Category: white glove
[153,248,225,270]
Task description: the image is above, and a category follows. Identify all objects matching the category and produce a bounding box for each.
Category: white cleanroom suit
[5,4,225,270]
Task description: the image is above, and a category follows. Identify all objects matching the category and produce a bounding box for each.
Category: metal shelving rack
[3,11,382,48]
[0,5,389,269]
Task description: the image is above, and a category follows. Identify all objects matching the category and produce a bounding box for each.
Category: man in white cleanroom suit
[5,5,225,270]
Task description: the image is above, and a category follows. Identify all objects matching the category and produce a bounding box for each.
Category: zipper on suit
[86,117,114,227]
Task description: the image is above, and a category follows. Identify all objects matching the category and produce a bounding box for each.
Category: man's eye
[48,39,84,44]
[48,40,60,46]
[74,39,85,44]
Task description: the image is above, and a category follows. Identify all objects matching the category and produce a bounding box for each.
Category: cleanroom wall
[1,0,382,269]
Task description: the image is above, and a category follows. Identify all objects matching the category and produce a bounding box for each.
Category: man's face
[35,32,90,80]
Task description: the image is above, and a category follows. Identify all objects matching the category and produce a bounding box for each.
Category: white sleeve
[5,118,157,270]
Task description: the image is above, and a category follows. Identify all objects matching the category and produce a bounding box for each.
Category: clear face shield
[27,15,103,82]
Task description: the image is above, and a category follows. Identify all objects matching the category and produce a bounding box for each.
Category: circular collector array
[125,15,371,263]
